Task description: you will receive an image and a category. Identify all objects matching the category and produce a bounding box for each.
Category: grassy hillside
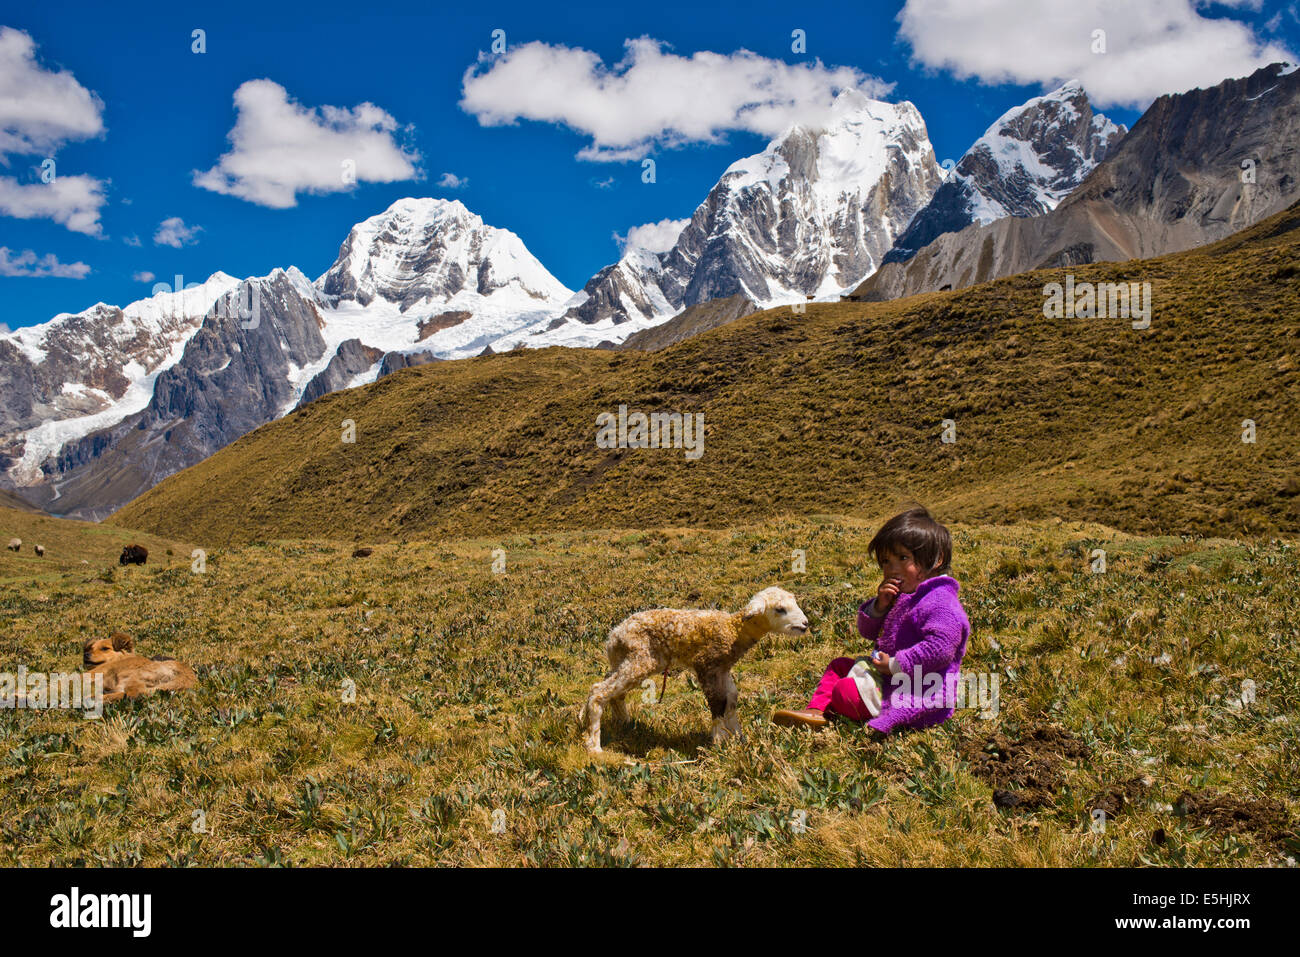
[0,505,193,585]
[114,203,1300,547]
[1,515,1295,866]
[0,488,38,513]
[620,293,758,351]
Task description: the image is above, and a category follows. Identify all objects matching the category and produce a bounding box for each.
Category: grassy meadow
[1,514,1295,866]
[5,206,1298,868]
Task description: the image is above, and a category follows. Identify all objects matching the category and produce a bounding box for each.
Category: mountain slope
[0,488,39,513]
[854,63,1300,301]
[618,294,759,352]
[113,202,1300,545]
[21,268,332,518]
[0,273,241,486]
[883,81,1125,264]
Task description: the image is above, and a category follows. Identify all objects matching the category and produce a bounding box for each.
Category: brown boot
[772,708,829,729]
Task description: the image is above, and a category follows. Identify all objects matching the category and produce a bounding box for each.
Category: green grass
[0,505,193,587]
[1,515,1295,866]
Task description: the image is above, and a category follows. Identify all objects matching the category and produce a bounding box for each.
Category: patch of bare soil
[961,722,1091,809]
[1086,775,1155,818]
[1175,788,1297,850]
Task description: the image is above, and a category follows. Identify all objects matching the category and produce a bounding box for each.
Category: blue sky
[2,0,1296,330]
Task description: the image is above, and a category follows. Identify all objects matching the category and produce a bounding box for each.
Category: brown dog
[82,633,197,703]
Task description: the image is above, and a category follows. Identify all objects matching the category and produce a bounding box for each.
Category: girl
[772,506,971,736]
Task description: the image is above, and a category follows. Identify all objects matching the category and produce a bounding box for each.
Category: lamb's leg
[606,691,631,725]
[602,645,633,725]
[721,671,741,739]
[698,667,740,746]
[582,655,657,753]
[581,642,624,732]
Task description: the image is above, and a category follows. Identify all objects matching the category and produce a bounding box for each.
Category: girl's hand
[875,577,902,613]
[870,650,892,673]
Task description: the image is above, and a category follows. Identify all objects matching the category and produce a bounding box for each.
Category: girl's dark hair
[867,507,953,577]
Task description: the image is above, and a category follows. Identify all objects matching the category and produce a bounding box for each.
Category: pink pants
[807,656,873,722]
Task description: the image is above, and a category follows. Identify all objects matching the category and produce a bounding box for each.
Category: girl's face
[879,546,935,593]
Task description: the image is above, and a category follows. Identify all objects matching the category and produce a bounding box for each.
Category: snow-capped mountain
[0,272,241,485]
[855,62,1300,302]
[1,198,575,518]
[311,197,575,373]
[321,197,570,309]
[507,88,943,348]
[0,81,1160,520]
[883,82,1126,264]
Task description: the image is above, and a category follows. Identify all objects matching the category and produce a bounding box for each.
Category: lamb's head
[740,587,810,637]
[83,632,133,668]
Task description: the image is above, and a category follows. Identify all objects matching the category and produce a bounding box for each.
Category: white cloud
[153,216,202,248]
[0,174,107,235]
[460,36,894,161]
[0,247,90,278]
[897,0,1295,108]
[132,270,155,282]
[0,27,104,162]
[194,79,421,208]
[437,172,468,188]
[123,233,141,247]
[614,217,690,255]
[0,321,9,335]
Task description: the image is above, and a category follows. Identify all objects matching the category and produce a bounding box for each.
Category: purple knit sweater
[856,574,971,735]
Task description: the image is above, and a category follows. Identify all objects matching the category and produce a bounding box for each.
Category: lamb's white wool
[579,587,810,753]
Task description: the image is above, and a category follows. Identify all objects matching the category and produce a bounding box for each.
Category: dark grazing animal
[351,547,374,558]
[119,544,148,566]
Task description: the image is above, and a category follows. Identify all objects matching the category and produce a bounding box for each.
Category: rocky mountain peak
[550,92,942,335]
[883,82,1126,263]
[317,196,569,311]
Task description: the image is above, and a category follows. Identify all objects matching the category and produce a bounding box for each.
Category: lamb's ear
[110,632,133,652]
[741,594,767,622]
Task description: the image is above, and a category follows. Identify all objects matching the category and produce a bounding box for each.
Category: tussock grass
[1,516,1295,866]
[113,203,1300,546]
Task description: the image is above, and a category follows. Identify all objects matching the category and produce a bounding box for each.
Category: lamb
[6,538,19,552]
[580,587,810,753]
[34,545,45,557]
